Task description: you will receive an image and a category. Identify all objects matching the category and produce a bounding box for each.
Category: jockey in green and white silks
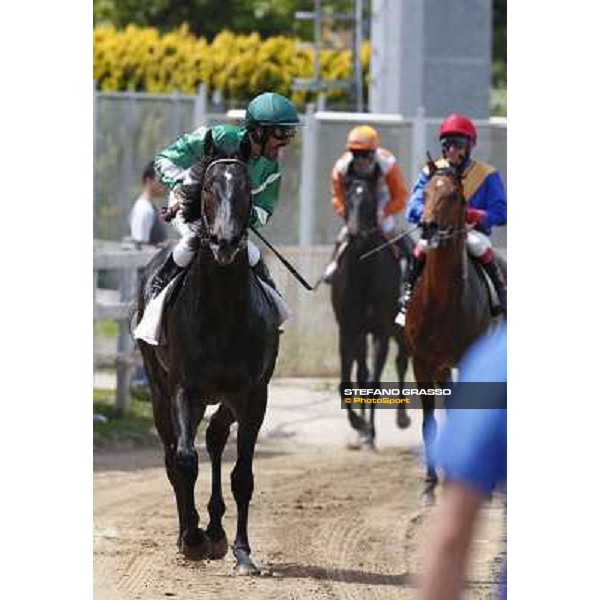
[150,92,299,297]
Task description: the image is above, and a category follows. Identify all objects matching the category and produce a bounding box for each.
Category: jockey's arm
[154,129,207,191]
[479,172,507,230]
[405,170,429,224]
[382,161,409,216]
[249,164,282,229]
[331,166,346,218]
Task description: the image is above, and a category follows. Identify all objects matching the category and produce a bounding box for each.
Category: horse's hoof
[208,534,228,560]
[361,439,376,452]
[178,529,210,560]
[396,411,411,429]
[420,489,436,507]
[234,559,261,576]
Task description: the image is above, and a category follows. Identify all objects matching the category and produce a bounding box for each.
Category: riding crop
[359,225,420,261]
[250,226,315,291]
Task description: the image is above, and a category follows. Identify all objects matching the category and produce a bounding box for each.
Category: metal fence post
[115,268,135,417]
[299,104,318,246]
[194,83,208,126]
[411,105,426,181]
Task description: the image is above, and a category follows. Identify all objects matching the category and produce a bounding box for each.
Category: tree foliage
[93,0,356,41]
[93,24,370,105]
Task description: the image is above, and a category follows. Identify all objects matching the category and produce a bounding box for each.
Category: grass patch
[93,387,159,449]
[94,319,119,338]
[491,87,507,117]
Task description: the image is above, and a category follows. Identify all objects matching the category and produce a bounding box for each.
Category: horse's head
[181,131,253,266]
[420,156,466,249]
[344,171,379,238]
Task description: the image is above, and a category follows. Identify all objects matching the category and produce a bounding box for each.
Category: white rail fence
[94,241,159,416]
[93,240,341,416]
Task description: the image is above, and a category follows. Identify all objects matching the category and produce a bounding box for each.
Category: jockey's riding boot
[252,258,280,295]
[395,256,425,327]
[252,259,286,333]
[150,254,183,298]
[481,260,507,316]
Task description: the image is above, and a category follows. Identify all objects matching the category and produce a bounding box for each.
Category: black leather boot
[150,254,183,298]
[481,260,507,316]
[252,258,279,295]
[395,255,425,326]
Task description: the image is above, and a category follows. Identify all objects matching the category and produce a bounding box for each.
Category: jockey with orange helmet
[322,125,409,283]
[395,113,507,325]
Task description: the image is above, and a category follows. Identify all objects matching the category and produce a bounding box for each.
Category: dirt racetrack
[94,379,505,600]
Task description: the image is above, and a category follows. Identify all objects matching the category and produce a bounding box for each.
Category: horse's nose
[218,238,232,253]
[215,237,237,265]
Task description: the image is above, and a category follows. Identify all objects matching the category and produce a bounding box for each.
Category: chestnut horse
[403,158,506,504]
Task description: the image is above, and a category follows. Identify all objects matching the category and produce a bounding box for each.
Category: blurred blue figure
[420,322,507,600]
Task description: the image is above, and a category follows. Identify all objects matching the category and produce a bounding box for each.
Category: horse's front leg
[340,330,368,434]
[394,332,411,429]
[364,332,390,450]
[356,333,370,387]
[413,358,439,506]
[205,404,235,559]
[172,384,208,559]
[231,384,268,575]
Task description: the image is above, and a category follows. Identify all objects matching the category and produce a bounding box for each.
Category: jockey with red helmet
[395,113,507,325]
[322,125,409,283]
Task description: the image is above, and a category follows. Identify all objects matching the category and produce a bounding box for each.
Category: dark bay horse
[134,134,279,575]
[404,158,506,504]
[331,173,413,449]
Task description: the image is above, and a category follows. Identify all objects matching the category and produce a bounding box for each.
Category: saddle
[471,255,506,316]
[134,268,186,346]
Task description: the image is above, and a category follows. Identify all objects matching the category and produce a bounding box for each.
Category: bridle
[345,175,380,241]
[420,169,469,248]
[195,158,253,251]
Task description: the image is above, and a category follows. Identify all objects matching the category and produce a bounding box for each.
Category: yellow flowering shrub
[93,24,370,103]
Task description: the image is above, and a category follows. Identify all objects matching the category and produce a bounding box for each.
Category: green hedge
[93,24,370,104]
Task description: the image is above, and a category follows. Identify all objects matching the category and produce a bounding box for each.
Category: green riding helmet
[244,92,300,131]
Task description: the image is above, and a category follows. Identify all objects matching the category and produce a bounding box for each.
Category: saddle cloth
[133,273,291,347]
[134,272,184,345]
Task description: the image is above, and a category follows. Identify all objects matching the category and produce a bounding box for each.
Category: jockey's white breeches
[466,230,492,258]
[416,229,492,257]
[170,204,260,268]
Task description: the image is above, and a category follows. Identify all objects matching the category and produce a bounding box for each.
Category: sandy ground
[94,378,506,600]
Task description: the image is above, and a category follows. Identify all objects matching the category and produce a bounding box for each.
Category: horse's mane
[179,154,213,224]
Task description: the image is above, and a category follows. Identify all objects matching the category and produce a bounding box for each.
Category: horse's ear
[238,135,252,163]
[203,129,215,157]
[426,152,437,176]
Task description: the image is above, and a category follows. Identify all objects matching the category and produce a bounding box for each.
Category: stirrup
[322,261,338,284]
[394,309,407,327]
[394,286,413,327]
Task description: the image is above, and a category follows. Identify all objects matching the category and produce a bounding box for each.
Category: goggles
[441,135,470,151]
[270,126,297,141]
[351,149,375,160]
